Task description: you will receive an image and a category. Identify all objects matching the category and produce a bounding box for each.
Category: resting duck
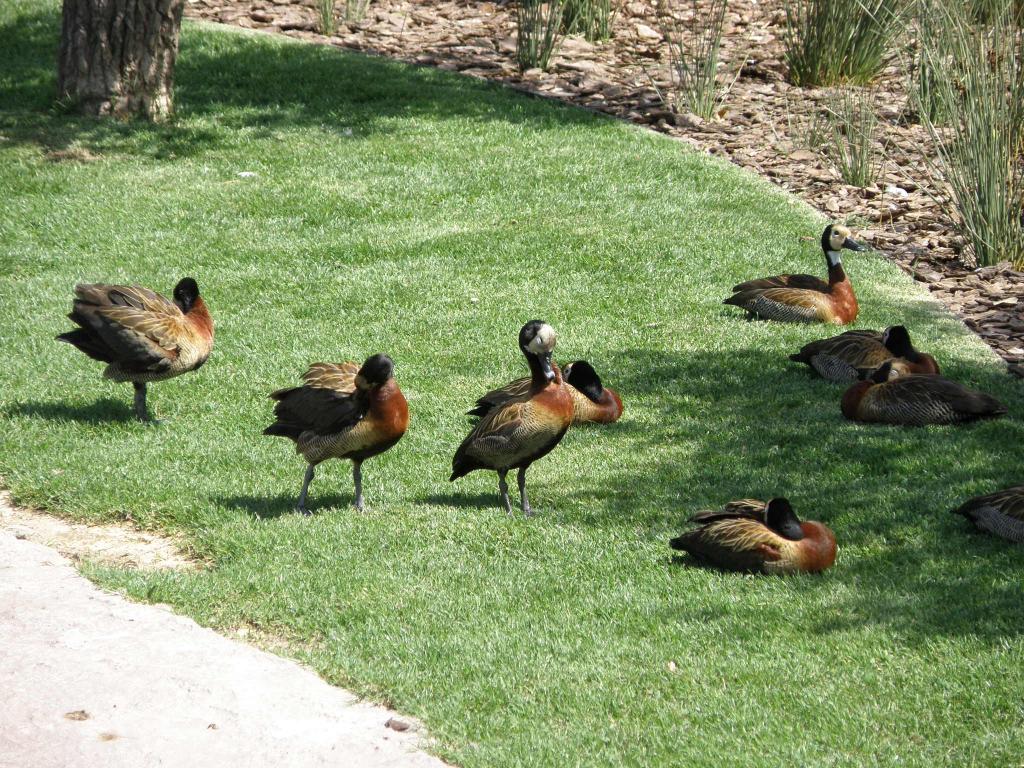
[451,320,574,516]
[789,325,940,382]
[468,359,623,425]
[264,354,409,514]
[56,278,214,422]
[841,361,1007,426]
[952,485,1024,543]
[669,498,837,574]
[724,223,866,324]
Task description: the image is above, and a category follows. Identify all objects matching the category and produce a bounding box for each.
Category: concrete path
[0,526,449,768]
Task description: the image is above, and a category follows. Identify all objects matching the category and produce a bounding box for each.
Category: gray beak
[843,237,867,252]
[540,352,555,382]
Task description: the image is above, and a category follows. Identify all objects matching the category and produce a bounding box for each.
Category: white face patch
[527,324,556,354]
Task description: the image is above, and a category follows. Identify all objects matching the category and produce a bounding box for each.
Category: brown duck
[264,354,409,514]
[468,359,623,425]
[724,224,865,324]
[841,361,1007,426]
[451,320,574,516]
[952,486,1024,543]
[670,498,837,574]
[56,278,214,422]
[790,325,940,382]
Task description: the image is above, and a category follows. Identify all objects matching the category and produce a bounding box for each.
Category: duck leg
[498,470,512,515]
[296,464,315,516]
[352,460,364,512]
[517,467,532,517]
[133,382,153,423]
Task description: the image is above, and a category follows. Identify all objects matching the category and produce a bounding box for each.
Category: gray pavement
[0,527,448,768]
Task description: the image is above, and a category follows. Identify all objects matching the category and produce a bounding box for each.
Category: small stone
[65,710,90,721]
[635,23,662,41]
[385,717,411,732]
[237,171,257,178]
[885,184,909,199]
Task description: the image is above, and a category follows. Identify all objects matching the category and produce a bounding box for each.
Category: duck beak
[843,237,867,252]
[540,352,555,382]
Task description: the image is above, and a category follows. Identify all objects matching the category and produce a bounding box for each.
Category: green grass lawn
[3,1,1024,765]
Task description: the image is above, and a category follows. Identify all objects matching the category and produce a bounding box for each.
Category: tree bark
[57,0,184,121]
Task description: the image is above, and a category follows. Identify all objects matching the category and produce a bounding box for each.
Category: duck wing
[670,517,783,572]
[733,274,828,292]
[265,362,368,439]
[66,283,189,373]
[726,287,827,323]
[862,375,1007,425]
[467,375,532,418]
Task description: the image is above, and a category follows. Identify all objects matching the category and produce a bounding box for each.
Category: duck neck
[826,252,847,285]
[841,381,872,420]
[187,297,215,337]
[527,353,557,390]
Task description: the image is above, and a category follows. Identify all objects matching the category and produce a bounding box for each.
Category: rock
[635,23,662,41]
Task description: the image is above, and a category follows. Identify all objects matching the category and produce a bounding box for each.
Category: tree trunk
[58,0,184,121]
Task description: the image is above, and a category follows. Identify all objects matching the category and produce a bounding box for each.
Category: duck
[264,354,409,514]
[468,359,623,425]
[789,325,940,382]
[56,278,214,422]
[450,320,574,516]
[724,223,866,324]
[952,485,1024,543]
[669,498,837,574]
[841,361,1007,425]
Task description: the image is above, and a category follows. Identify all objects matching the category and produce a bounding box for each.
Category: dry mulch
[184,0,1024,376]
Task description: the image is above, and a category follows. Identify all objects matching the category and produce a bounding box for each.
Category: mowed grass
[3,2,1024,765]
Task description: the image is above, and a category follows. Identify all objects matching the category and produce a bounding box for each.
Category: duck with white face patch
[724,223,867,325]
[450,320,575,516]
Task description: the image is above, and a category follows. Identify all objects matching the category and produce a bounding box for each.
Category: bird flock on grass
[55,222,1020,574]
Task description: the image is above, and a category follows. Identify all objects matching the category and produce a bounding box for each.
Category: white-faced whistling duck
[724,223,866,324]
[468,359,623,425]
[789,325,940,382]
[841,361,1007,426]
[451,320,574,516]
[264,354,409,515]
[56,278,214,423]
[952,486,1024,543]
[670,498,837,574]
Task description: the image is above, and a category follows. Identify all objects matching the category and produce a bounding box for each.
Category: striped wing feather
[727,287,829,323]
[303,361,360,394]
[956,486,1024,521]
[70,283,189,372]
[268,363,367,437]
[672,517,783,572]
[862,375,1007,425]
[468,375,532,417]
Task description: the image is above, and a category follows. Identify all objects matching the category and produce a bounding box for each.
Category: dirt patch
[0,490,200,571]
[185,0,1024,375]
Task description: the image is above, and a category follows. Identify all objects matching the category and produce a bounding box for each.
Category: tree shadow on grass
[593,343,1024,643]
[6,397,136,424]
[0,6,594,159]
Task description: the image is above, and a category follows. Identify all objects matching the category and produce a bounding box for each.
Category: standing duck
[468,359,623,425]
[451,320,574,516]
[952,486,1024,543]
[841,361,1007,426]
[669,498,837,574]
[56,278,214,422]
[789,325,940,382]
[724,224,866,324]
[264,354,409,514]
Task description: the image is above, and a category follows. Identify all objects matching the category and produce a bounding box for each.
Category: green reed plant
[824,88,883,186]
[517,0,566,70]
[344,0,372,22]
[916,1,1024,266]
[661,0,731,119]
[317,0,337,35]
[784,0,907,86]
[563,0,616,42]
[911,0,951,123]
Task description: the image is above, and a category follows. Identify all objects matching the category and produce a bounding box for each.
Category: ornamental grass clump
[784,0,907,86]
[661,0,731,119]
[344,0,373,22]
[563,0,616,42]
[824,88,883,186]
[317,0,337,35]
[916,1,1024,267]
[517,0,567,70]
